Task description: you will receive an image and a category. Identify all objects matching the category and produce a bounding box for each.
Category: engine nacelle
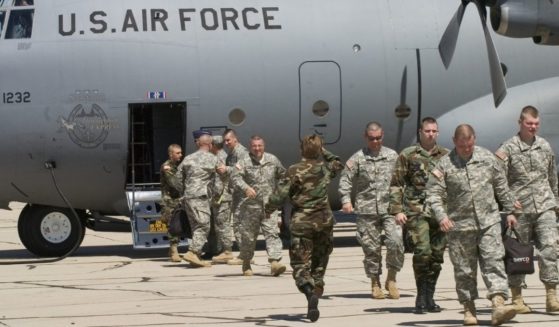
[490,0,559,44]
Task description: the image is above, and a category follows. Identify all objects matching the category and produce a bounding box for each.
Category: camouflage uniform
[226,144,250,246]
[339,146,404,278]
[232,152,285,262]
[389,144,449,288]
[496,135,559,287]
[210,148,233,253]
[176,150,218,255]
[428,145,516,303]
[266,149,343,293]
[160,159,183,246]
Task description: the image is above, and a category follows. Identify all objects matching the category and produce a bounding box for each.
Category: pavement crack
[102,261,132,271]
[15,281,168,297]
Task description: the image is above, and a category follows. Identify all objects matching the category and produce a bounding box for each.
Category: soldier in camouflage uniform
[209,135,235,264]
[160,144,184,262]
[231,135,286,276]
[428,124,517,326]
[176,132,226,268]
[223,129,250,265]
[389,117,449,313]
[265,135,343,322]
[338,121,404,300]
[496,106,559,314]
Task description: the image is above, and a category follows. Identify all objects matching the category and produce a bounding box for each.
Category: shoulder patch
[432,168,443,181]
[235,163,242,171]
[162,165,171,172]
[495,150,507,161]
[345,160,354,170]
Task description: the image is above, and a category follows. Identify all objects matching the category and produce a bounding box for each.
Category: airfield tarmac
[1,202,558,327]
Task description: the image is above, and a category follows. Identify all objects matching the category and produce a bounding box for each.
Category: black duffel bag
[168,204,192,238]
[503,226,534,275]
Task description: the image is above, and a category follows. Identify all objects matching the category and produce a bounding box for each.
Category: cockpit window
[1,0,34,39]
[5,8,33,38]
[15,0,33,6]
[0,11,5,36]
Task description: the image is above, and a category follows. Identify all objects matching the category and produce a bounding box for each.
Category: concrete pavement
[1,202,558,326]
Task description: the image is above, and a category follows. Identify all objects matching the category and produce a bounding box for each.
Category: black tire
[17,204,86,257]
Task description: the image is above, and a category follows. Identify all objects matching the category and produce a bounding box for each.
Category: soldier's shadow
[331,293,414,299]
[266,313,309,323]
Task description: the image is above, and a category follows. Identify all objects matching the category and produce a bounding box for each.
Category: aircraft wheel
[17,204,86,257]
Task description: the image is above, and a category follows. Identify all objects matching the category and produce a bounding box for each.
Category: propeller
[438,0,507,107]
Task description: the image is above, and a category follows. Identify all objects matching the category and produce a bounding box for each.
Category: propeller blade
[475,2,507,107]
[438,3,467,69]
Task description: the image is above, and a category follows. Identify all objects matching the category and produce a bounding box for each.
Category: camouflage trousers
[239,205,283,262]
[508,210,559,287]
[406,215,447,282]
[231,195,244,246]
[211,201,233,252]
[184,197,212,254]
[290,224,334,293]
[356,214,404,278]
[161,205,180,246]
[448,223,509,303]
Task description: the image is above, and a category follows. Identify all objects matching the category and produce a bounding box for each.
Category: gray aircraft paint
[0,0,558,216]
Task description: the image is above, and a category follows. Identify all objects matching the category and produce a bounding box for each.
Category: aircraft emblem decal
[59,104,110,148]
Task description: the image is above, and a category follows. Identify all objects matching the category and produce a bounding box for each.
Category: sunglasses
[367,136,383,141]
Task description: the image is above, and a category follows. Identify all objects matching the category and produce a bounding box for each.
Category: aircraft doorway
[126,102,186,187]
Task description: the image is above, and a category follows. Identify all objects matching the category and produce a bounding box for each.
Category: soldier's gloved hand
[245,187,257,199]
[439,217,454,233]
[395,213,407,225]
[342,202,353,214]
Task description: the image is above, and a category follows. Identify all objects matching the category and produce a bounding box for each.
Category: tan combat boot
[168,244,181,262]
[270,260,286,276]
[385,269,400,299]
[463,301,478,326]
[545,283,559,313]
[491,294,516,326]
[371,275,385,299]
[183,251,211,268]
[242,260,253,276]
[212,250,234,264]
[510,287,532,314]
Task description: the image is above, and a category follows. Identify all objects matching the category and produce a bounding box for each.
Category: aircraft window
[0,11,5,35]
[228,108,246,126]
[15,0,33,5]
[312,100,330,117]
[5,8,33,39]
[394,104,411,119]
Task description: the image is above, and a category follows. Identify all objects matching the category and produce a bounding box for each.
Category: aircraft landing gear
[17,204,86,257]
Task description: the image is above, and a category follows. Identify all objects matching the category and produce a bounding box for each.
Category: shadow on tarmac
[0,233,360,261]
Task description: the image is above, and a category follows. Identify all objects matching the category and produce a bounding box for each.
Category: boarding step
[125,190,188,249]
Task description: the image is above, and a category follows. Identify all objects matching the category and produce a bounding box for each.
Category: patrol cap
[192,129,212,140]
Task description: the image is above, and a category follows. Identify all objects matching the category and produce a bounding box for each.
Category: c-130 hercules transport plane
[1,0,559,257]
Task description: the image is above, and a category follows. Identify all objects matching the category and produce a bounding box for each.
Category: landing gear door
[299,61,342,144]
